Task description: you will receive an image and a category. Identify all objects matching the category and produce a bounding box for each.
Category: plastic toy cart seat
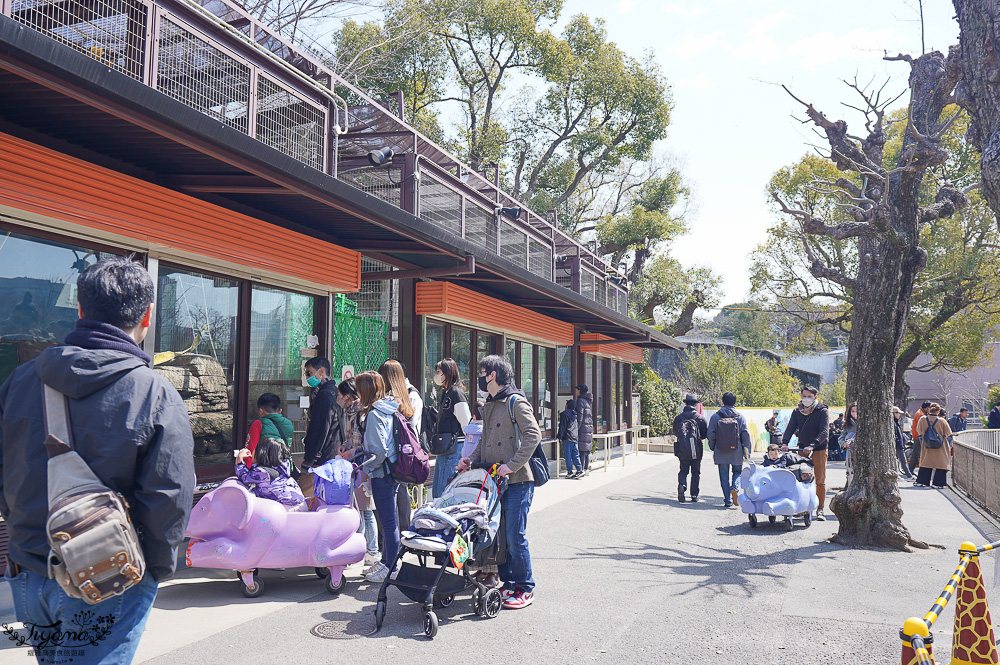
[737,461,819,531]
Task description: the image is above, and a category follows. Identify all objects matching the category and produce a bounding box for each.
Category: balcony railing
[1,0,630,315]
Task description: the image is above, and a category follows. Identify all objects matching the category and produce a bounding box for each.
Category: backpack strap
[507,395,521,444]
[42,384,74,452]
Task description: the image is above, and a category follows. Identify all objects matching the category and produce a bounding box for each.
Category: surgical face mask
[433,373,445,387]
[478,375,490,393]
[801,396,815,408]
[307,375,322,388]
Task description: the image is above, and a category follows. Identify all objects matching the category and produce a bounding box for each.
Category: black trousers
[678,458,702,497]
[916,467,948,487]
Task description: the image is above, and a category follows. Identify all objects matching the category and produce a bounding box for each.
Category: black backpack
[419,403,438,454]
[716,415,740,451]
[923,416,944,449]
[678,418,701,459]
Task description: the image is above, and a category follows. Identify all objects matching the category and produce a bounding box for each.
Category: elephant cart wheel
[423,611,439,638]
[326,573,347,595]
[374,600,387,630]
[241,575,263,598]
[747,513,758,528]
[483,588,503,618]
[768,516,776,525]
[315,567,330,579]
[803,511,812,527]
[784,516,793,531]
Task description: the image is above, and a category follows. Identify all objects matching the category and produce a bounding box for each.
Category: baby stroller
[374,466,507,638]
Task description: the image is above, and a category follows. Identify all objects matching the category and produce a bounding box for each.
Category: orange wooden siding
[579,333,644,363]
[416,281,575,347]
[0,132,360,292]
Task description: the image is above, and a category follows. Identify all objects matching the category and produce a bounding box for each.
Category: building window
[451,326,472,392]
[247,285,319,456]
[154,266,239,468]
[520,343,535,407]
[595,357,605,432]
[0,229,119,385]
[506,338,517,380]
[537,345,552,433]
[556,346,572,399]
[476,333,496,408]
[425,321,446,404]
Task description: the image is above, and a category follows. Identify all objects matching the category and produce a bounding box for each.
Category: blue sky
[560,0,960,308]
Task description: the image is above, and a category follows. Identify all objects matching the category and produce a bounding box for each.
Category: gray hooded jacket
[0,346,195,581]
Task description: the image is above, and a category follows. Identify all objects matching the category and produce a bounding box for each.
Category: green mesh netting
[334,312,389,373]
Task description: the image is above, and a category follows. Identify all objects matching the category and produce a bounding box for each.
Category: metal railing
[1,0,631,306]
[953,429,1000,459]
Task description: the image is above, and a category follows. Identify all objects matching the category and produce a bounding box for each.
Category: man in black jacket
[781,386,830,520]
[0,257,194,664]
[574,384,594,476]
[672,394,707,503]
[302,357,346,496]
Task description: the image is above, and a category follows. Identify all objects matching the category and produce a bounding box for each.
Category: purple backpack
[390,412,430,485]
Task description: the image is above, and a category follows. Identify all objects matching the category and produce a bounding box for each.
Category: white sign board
[341,365,356,381]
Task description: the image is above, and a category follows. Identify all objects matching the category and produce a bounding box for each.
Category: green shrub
[634,365,682,436]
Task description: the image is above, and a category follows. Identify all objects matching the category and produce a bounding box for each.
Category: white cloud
[675,73,713,90]
[784,28,904,69]
[668,30,726,58]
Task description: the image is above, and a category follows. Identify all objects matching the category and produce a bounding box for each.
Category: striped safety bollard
[900,616,933,665]
[951,541,999,665]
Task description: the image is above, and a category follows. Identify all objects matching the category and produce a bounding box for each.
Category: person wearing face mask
[301,356,347,499]
[431,358,472,497]
[781,386,830,520]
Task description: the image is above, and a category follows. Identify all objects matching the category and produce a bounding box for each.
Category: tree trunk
[953,1,1000,231]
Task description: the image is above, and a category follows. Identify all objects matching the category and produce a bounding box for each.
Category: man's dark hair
[257,393,282,412]
[566,399,577,410]
[960,407,969,414]
[722,392,737,407]
[922,401,932,409]
[479,354,514,385]
[802,385,818,396]
[77,256,154,329]
[305,357,331,375]
[338,378,358,398]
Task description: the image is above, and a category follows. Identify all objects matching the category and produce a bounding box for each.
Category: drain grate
[310,619,371,640]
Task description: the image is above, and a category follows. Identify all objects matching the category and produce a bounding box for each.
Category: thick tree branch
[771,192,877,239]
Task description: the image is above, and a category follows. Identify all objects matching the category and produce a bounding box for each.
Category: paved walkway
[1,453,997,664]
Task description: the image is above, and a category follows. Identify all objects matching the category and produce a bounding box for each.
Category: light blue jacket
[362,398,400,478]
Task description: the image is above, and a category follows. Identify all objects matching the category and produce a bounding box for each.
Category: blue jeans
[563,440,582,474]
[371,474,400,566]
[499,481,535,593]
[719,464,741,503]
[7,568,157,664]
[359,509,379,557]
[432,446,463,498]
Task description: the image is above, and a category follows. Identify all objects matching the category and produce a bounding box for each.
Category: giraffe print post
[952,542,999,665]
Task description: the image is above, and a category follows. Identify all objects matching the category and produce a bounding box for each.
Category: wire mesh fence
[529,237,552,281]
[11,0,147,80]
[156,16,251,133]
[256,75,325,170]
[500,221,528,270]
[339,166,403,208]
[334,258,397,374]
[419,175,463,237]
[465,201,499,255]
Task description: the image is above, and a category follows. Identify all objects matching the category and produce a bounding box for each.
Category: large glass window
[155,267,239,467]
[520,343,534,405]
[611,361,620,429]
[451,326,472,392]
[585,355,594,393]
[425,321,446,404]
[595,357,605,432]
[537,345,551,433]
[247,285,318,455]
[0,230,117,385]
[556,347,572,398]
[476,333,496,409]
[506,338,517,380]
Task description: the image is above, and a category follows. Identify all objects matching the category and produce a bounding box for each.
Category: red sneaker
[503,590,534,609]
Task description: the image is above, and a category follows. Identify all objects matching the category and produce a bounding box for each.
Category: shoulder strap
[507,395,520,442]
[42,384,73,448]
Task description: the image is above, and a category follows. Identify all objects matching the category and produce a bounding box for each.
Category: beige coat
[472,392,541,485]
[917,415,953,470]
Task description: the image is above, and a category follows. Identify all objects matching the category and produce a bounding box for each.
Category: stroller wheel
[374,600,387,630]
[784,516,793,531]
[472,588,484,616]
[326,573,347,595]
[435,593,455,608]
[241,575,263,598]
[483,588,502,618]
[768,515,776,525]
[423,611,439,638]
[315,567,330,579]
[747,513,758,528]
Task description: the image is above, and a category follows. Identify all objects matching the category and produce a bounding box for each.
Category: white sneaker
[814,509,826,521]
[363,552,381,567]
[365,563,389,583]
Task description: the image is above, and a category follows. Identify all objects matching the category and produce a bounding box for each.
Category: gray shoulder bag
[42,384,146,604]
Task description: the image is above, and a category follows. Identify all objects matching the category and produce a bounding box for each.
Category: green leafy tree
[673,347,800,408]
[633,365,682,437]
[825,371,848,408]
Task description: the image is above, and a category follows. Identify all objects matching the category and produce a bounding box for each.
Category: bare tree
[772,50,969,550]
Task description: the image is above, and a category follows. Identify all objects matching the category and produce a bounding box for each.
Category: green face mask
[307,375,322,388]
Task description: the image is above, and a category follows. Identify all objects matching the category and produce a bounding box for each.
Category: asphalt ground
[1,453,996,665]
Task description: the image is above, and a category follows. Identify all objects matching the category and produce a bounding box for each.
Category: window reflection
[154,267,238,467]
[425,322,445,404]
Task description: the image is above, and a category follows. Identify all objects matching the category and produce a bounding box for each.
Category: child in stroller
[373,465,507,638]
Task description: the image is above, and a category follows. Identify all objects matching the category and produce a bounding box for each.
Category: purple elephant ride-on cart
[737,461,819,531]
[184,461,365,598]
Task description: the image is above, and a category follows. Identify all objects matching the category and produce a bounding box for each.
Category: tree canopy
[673,347,800,408]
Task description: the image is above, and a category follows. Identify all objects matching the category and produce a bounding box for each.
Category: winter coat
[707,406,752,466]
[762,452,813,469]
[575,392,595,451]
[987,406,1000,430]
[303,378,346,468]
[0,344,195,582]
[557,409,579,443]
[406,380,424,438]
[912,408,928,439]
[361,398,400,479]
[893,418,905,451]
[247,412,294,453]
[948,414,968,433]
[343,400,372,511]
[917,415,953,470]
[235,460,305,506]
[672,405,707,461]
[782,402,830,451]
[472,385,540,485]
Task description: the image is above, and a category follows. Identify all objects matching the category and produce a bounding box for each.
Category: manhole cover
[310,619,370,640]
[607,495,636,501]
